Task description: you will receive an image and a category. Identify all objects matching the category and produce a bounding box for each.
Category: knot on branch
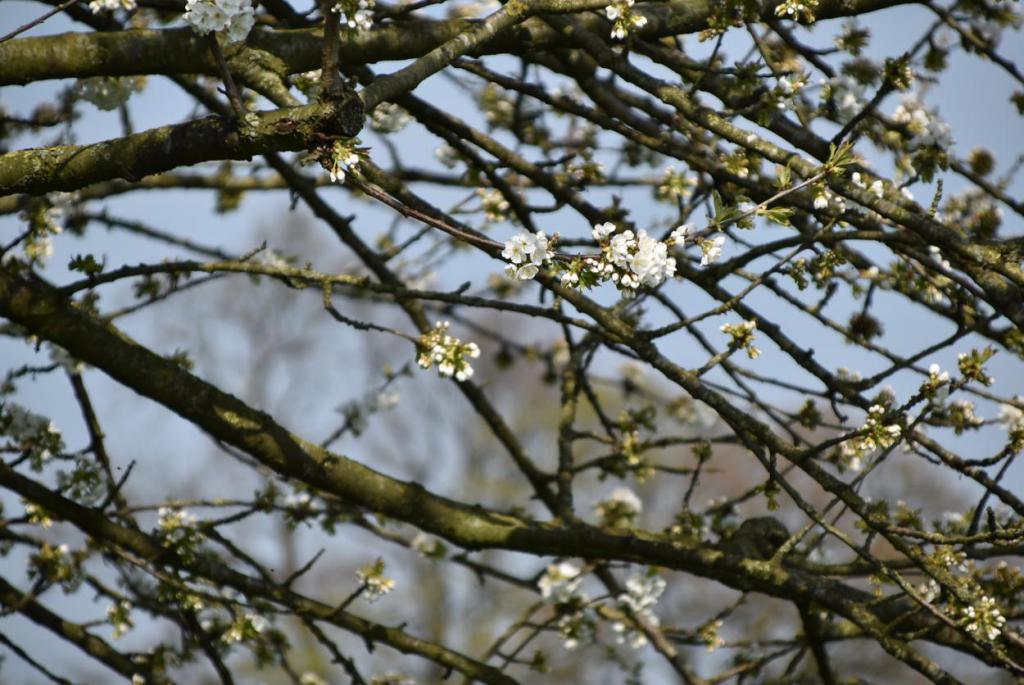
[321,87,365,139]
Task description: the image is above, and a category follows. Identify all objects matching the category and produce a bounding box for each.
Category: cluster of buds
[921,363,952,405]
[953,595,1006,641]
[720,320,761,359]
[327,138,363,184]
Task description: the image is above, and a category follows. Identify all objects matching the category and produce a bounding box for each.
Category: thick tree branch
[0,0,916,86]
[0,98,361,195]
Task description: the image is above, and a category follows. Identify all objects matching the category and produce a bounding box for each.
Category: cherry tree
[1,0,1023,682]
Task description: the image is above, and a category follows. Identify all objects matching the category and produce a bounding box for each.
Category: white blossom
[923,363,951,405]
[997,399,1024,431]
[88,0,136,13]
[300,674,328,685]
[328,139,361,184]
[700,235,725,266]
[892,96,952,148]
[411,533,445,558]
[823,75,867,122]
[605,0,646,40]
[434,144,459,168]
[595,487,642,527]
[106,600,134,639]
[184,0,255,42]
[538,561,582,598]
[333,0,375,32]
[370,102,411,133]
[592,222,617,241]
[75,77,135,110]
[416,321,480,382]
[478,188,511,223]
[612,570,666,649]
[669,224,690,246]
[774,0,818,22]
[627,230,676,288]
[357,559,395,602]
[501,231,554,280]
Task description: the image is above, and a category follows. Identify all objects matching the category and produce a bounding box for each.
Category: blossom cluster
[591,223,680,291]
[998,399,1024,432]
[356,558,395,602]
[538,562,594,650]
[536,561,668,651]
[332,0,374,31]
[594,487,642,528]
[107,600,135,639]
[16,196,73,265]
[156,507,205,558]
[772,74,807,112]
[720,320,761,359]
[23,500,54,528]
[822,75,867,122]
[612,570,666,649]
[478,188,511,223]
[945,399,984,434]
[369,102,411,134]
[416,321,481,382]
[75,77,137,110]
[183,0,256,43]
[501,230,554,280]
[538,561,583,599]
[88,0,135,13]
[283,490,317,527]
[850,171,887,198]
[848,404,902,458]
[812,185,847,213]
[774,0,818,22]
[655,166,695,202]
[1,403,63,471]
[517,222,692,294]
[892,97,953,148]
[221,612,269,644]
[605,0,647,40]
[411,532,446,559]
[29,542,80,590]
